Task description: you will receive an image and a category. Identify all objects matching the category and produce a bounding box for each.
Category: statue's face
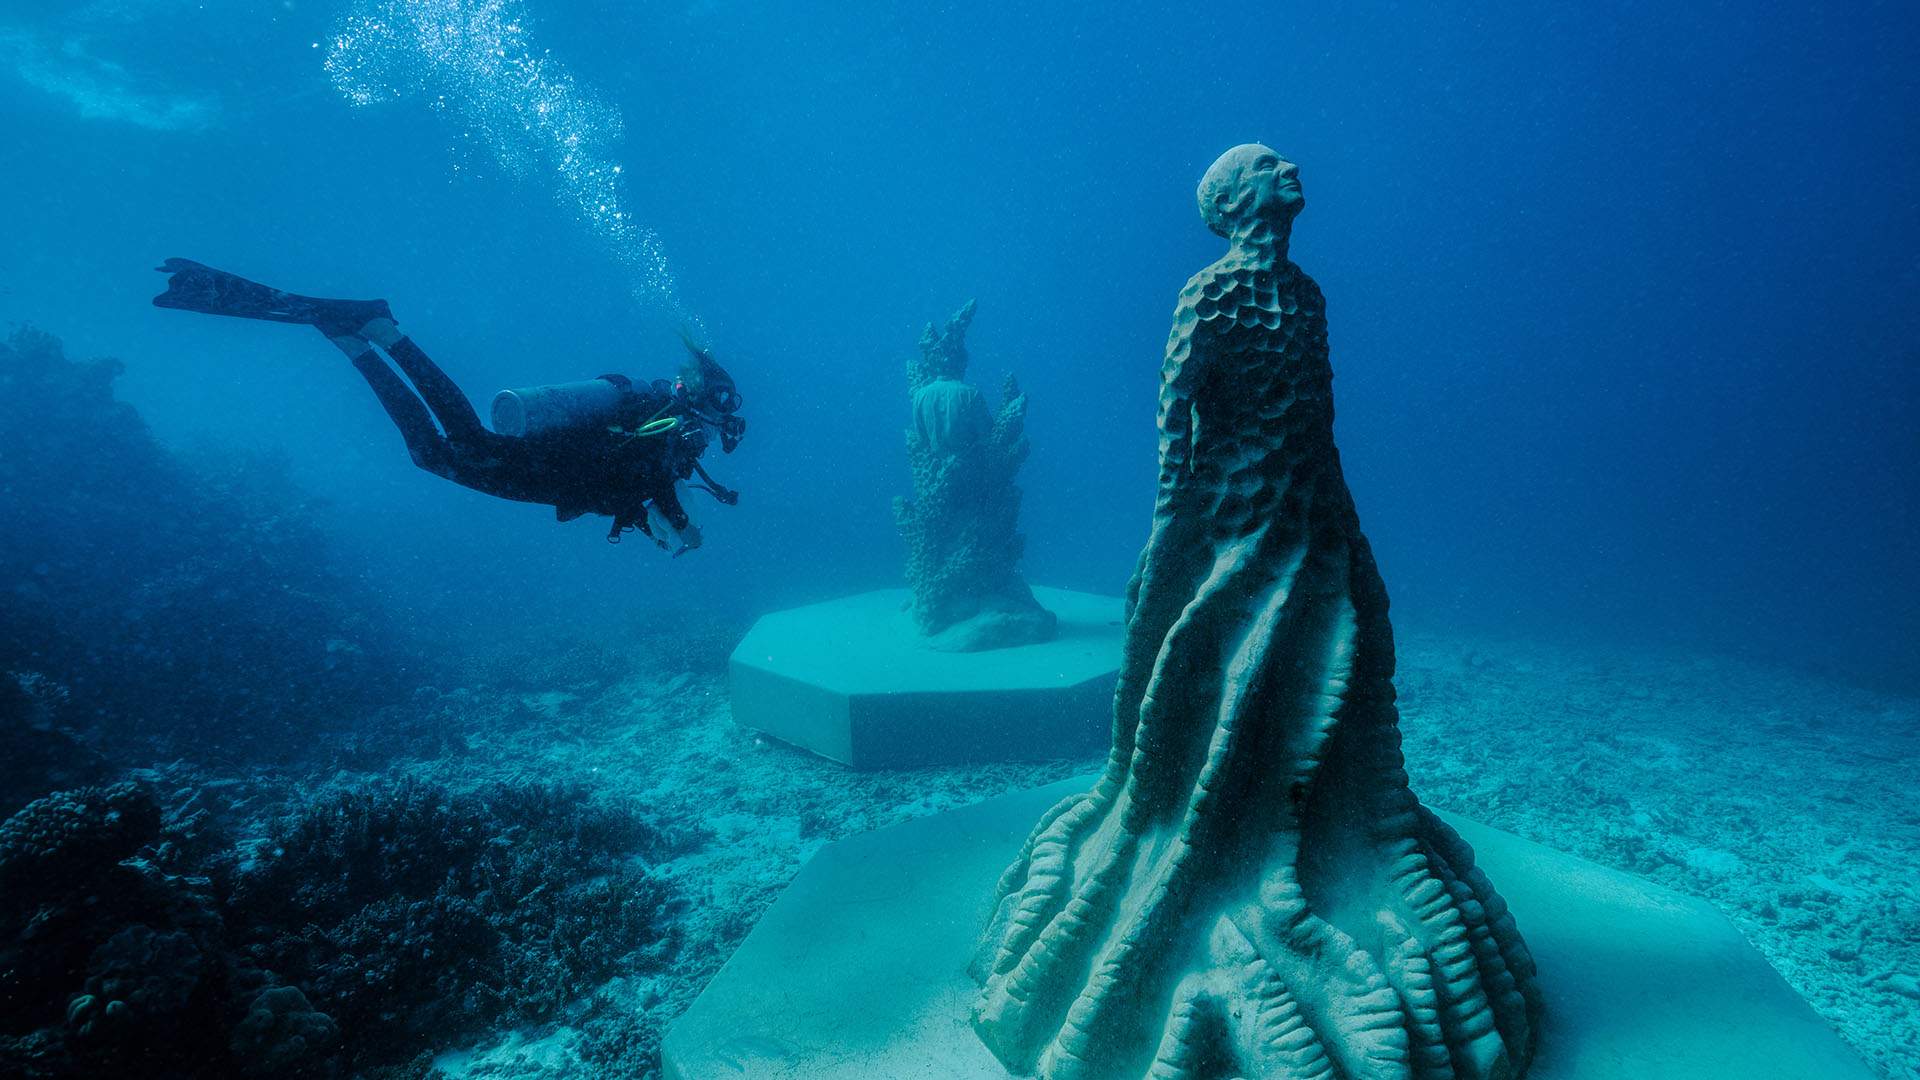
[1198,143,1303,238]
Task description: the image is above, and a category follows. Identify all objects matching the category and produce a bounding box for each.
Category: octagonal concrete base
[727,588,1124,769]
[663,777,1875,1080]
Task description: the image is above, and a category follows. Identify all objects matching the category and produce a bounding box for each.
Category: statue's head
[1197,143,1303,240]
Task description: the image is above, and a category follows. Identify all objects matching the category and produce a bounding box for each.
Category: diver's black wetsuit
[151,258,737,547]
[351,338,697,538]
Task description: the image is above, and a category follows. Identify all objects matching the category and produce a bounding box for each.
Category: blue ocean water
[2,0,1910,686]
[1,2,1915,1078]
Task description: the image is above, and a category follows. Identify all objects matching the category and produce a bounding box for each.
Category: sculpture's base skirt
[727,588,1123,769]
[662,778,1876,1080]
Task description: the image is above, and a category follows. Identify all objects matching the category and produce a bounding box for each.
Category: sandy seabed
[424,628,1918,1080]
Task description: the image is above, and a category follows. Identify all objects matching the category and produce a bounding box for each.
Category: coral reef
[0,672,104,818]
[971,146,1540,1079]
[0,772,685,1079]
[0,327,420,766]
[0,783,234,1079]
[0,781,157,893]
[4,626,1907,1078]
[224,777,683,1068]
[229,986,339,1076]
[67,926,209,1051]
[894,301,1057,652]
[397,645,1090,1080]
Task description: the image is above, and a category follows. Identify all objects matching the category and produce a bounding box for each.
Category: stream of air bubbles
[323,0,694,327]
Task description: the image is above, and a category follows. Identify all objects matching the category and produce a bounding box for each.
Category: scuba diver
[150,258,742,555]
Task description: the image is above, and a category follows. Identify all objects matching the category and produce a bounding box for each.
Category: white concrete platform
[663,777,1876,1080]
[727,588,1124,769]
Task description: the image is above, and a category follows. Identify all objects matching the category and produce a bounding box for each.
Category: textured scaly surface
[972,145,1541,1080]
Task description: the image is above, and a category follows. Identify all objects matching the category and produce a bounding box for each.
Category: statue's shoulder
[1286,263,1326,316]
[1178,254,1264,326]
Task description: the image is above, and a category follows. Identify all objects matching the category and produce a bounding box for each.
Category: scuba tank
[489,378,627,437]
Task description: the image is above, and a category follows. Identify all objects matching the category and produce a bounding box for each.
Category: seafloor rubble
[421,628,1919,1080]
[5,618,1915,1080]
[1392,627,1920,1080]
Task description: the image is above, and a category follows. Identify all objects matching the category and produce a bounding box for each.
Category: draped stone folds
[971,144,1542,1080]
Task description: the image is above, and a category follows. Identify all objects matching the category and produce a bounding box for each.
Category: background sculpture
[894,301,1057,652]
[971,146,1542,1079]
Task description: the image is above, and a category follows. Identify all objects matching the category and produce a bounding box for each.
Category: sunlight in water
[322,0,692,324]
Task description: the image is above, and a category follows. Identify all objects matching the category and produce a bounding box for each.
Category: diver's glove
[644,501,702,557]
[671,522,704,559]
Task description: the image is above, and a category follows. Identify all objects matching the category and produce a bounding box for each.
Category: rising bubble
[323,0,693,325]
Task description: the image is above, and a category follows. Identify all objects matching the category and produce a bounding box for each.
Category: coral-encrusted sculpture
[971,145,1541,1079]
[894,301,1057,652]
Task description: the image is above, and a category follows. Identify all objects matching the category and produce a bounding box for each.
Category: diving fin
[152,258,392,334]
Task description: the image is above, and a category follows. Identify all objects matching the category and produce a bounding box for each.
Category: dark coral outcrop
[0,773,684,1078]
[229,985,339,1077]
[226,777,683,1067]
[0,781,158,894]
[0,784,235,1078]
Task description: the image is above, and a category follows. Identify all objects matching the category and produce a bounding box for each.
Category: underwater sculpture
[895,301,1058,652]
[971,145,1542,1079]
[726,302,1118,768]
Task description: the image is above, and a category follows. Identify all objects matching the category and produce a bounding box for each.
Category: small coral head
[1198,143,1304,238]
